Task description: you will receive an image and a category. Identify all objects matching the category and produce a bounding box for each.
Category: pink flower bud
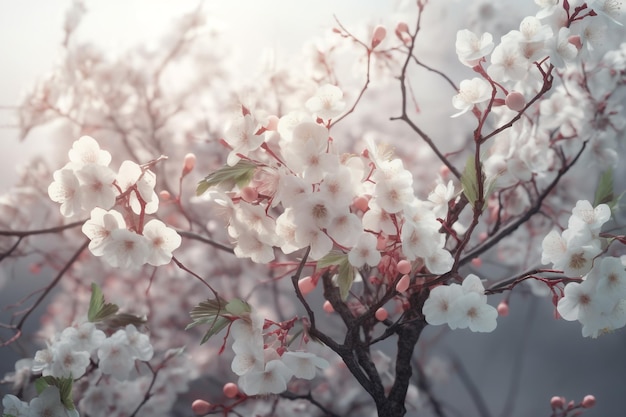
[375,307,389,321]
[471,258,482,268]
[497,301,509,317]
[371,25,387,49]
[159,190,171,201]
[396,274,410,293]
[582,395,596,408]
[323,300,335,313]
[395,22,410,39]
[353,196,370,212]
[298,276,316,295]
[182,153,196,176]
[397,260,412,275]
[550,396,564,409]
[505,91,526,112]
[192,399,212,415]
[223,382,239,398]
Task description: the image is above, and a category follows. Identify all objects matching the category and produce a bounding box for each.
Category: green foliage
[317,251,355,300]
[461,155,492,210]
[187,296,251,344]
[87,283,119,323]
[34,376,76,411]
[594,168,614,207]
[196,160,257,196]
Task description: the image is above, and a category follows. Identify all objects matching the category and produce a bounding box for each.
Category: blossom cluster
[541,200,626,337]
[422,274,498,332]
[48,136,181,269]
[205,84,455,285]
[230,308,329,396]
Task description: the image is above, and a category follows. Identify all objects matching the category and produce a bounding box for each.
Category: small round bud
[323,300,335,313]
[192,399,212,415]
[182,153,197,175]
[223,382,239,398]
[497,301,509,317]
[396,274,410,293]
[505,91,526,112]
[353,196,370,212]
[159,190,171,201]
[375,307,389,321]
[471,258,482,268]
[582,395,596,408]
[298,276,316,295]
[550,396,564,409]
[240,186,258,203]
[397,260,412,275]
[395,22,410,39]
[371,25,387,49]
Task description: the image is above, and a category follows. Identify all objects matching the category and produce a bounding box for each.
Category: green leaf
[186,296,228,330]
[317,251,348,268]
[88,283,119,323]
[34,376,50,394]
[186,296,234,344]
[196,160,257,196]
[337,258,356,301]
[594,168,614,207]
[225,299,251,316]
[199,316,230,345]
[34,376,75,410]
[460,155,479,208]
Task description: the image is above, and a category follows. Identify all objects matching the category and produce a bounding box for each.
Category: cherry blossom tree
[1,1,626,416]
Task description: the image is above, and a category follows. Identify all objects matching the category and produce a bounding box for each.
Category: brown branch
[2,239,89,346]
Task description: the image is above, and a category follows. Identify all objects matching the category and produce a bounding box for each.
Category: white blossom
[305,84,345,120]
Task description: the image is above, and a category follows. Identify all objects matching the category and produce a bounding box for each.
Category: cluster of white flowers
[3,386,79,417]
[229,309,329,396]
[208,84,454,283]
[2,322,153,416]
[452,1,623,117]
[48,136,181,269]
[541,200,626,337]
[557,256,626,338]
[542,200,609,277]
[32,322,153,381]
[422,274,498,333]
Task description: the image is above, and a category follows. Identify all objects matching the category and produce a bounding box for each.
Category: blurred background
[1,1,625,416]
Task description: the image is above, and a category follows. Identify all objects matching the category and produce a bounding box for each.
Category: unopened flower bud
[371,25,387,49]
[497,301,509,317]
[582,395,596,408]
[396,274,410,293]
[264,115,280,131]
[298,276,316,295]
[323,300,334,313]
[182,153,196,176]
[353,196,369,212]
[397,260,411,274]
[505,91,526,112]
[396,22,409,35]
[159,190,171,201]
[375,307,389,321]
[550,396,564,409]
[471,257,483,268]
[192,399,212,415]
[223,382,239,398]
